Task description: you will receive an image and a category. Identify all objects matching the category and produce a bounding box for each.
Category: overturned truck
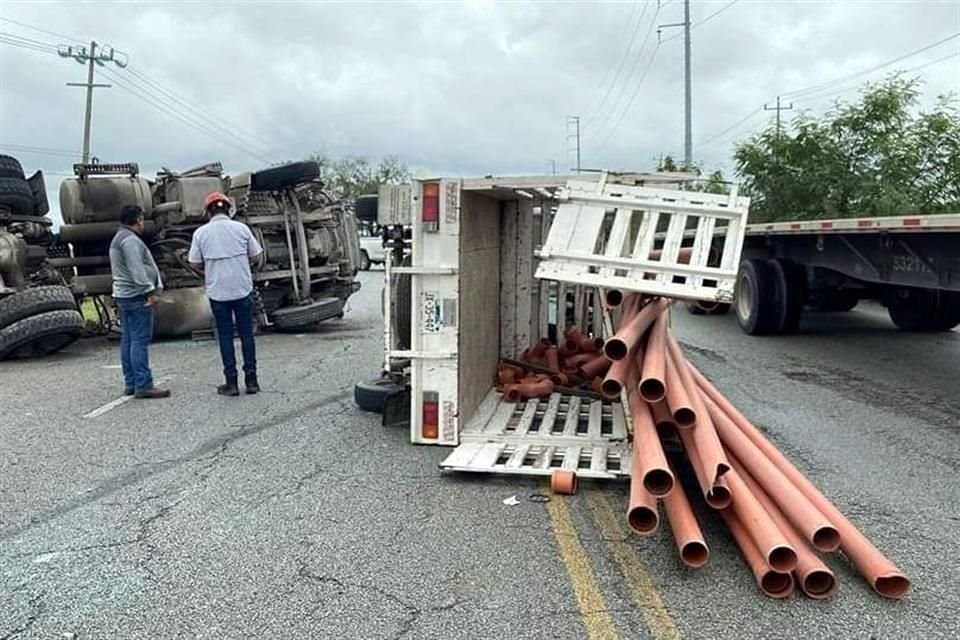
[57,160,362,336]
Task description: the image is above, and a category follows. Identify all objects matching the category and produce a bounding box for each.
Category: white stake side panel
[408,179,461,446]
[535,179,751,303]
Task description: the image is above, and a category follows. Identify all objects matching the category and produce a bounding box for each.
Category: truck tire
[393,256,412,350]
[270,297,344,331]
[360,250,371,271]
[735,258,781,335]
[769,259,806,334]
[354,376,406,413]
[355,194,378,223]
[0,155,25,180]
[0,177,34,216]
[250,161,321,192]
[0,285,78,330]
[887,289,958,332]
[0,309,85,360]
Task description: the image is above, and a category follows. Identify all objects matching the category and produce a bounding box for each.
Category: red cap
[204,191,231,209]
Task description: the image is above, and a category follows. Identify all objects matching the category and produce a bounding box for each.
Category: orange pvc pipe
[544,346,560,372]
[661,461,709,568]
[640,312,668,403]
[552,469,578,495]
[666,332,730,483]
[664,349,696,428]
[502,384,521,403]
[734,458,837,600]
[513,377,554,400]
[649,400,676,438]
[604,299,664,361]
[648,246,693,264]
[628,389,675,496]
[719,507,796,599]
[590,377,604,395]
[627,470,660,535]
[690,366,910,600]
[675,419,731,509]
[602,342,643,399]
[578,354,612,380]
[726,470,798,573]
[703,392,841,553]
[565,352,597,369]
[576,334,601,353]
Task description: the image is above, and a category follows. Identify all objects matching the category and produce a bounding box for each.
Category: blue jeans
[210,293,257,381]
[117,296,155,391]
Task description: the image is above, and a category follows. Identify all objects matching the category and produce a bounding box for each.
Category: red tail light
[422,391,439,439]
[422,182,439,232]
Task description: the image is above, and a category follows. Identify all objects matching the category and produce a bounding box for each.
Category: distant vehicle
[358,223,386,270]
[56,160,362,336]
[0,154,84,360]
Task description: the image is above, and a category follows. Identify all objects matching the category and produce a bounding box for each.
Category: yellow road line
[586,490,682,640]
[542,480,619,640]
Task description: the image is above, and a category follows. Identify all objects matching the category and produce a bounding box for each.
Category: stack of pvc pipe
[604,295,910,600]
[496,327,613,401]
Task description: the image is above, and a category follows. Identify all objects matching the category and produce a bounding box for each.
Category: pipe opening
[628,507,658,534]
[605,289,624,307]
[673,408,696,428]
[875,575,911,599]
[640,379,666,403]
[680,541,710,568]
[604,339,628,361]
[760,571,793,598]
[592,337,605,351]
[802,570,836,598]
[812,526,841,553]
[643,469,675,497]
[504,386,521,403]
[564,339,579,353]
[601,380,623,398]
[706,485,731,509]
[768,546,798,573]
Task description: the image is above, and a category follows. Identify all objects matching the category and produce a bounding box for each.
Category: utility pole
[659,0,693,169]
[58,41,127,163]
[548,159,557,175]
[764,96,794,136]
[566,115,581,174]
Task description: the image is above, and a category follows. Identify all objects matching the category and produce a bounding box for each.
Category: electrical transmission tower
[58,41,128,163]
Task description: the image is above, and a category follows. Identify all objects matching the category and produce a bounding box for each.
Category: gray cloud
[1,0,958,222]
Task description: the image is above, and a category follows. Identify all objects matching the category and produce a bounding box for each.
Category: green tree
[734,76,960,223]
[307,153,410,200]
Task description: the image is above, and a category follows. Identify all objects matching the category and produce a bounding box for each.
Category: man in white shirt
[188,192,264,396]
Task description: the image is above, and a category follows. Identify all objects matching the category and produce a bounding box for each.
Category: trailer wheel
[0,177,34,216]
[686,301,731,316]
[931,292,960,331]
[354,376,406,413]
[734,259,781,335]
[0,309,85,360]
[0,285,79,330]
[769,259,806,334]
[887,288,958,332]
[809,290,859,312]
[0,155,25,180]
[392,255,412,350]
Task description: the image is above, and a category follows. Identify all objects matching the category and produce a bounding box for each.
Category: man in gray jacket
[109,205,170,399]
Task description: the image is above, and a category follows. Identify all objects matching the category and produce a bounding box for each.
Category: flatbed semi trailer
[723,213,960,334]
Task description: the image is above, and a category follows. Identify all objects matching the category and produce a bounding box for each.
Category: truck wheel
[0,155,25,180]
[271,297,344,331]
[735,258,781,335]
[250,161,321,192]
[931,292,960,331]
[354,376,406,413]
[393,255,412,350]
[686,301,731,316]
[769,259,806,334]
[360,250,371,271]
[0,309,85,360]
[0,285,79,330]
[888,289,958,332]
[0,177,34,216]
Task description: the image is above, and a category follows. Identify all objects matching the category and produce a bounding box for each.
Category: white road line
[83,376,173,419]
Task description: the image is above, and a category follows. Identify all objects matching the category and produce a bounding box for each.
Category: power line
[583,1,652,128]
[0,16,85,45]
[661,0,739,45]
[697,108,764,149]
[781,31,960,99]
[0,143,82,158]
[591,45,662,154]
[587,4,662,145]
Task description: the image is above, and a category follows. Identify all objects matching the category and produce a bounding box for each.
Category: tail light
[422,391,439,439]
[422,182,439,232]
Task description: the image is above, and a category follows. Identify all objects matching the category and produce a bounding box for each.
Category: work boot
[135,387,171,399]
[123,387,135,396]
[218,378,240,396]
[244,373,260,395]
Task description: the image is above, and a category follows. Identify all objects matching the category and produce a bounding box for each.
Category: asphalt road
[1,272,957,640]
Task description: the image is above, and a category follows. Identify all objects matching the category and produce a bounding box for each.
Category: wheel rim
[735,272,753,322]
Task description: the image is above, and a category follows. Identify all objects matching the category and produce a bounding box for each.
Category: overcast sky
[1,0,958,221]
